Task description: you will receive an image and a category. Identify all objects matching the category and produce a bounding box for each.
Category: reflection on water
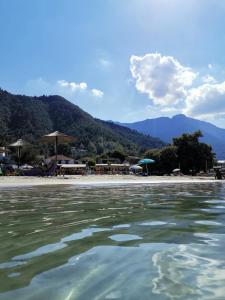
[0,183,225,299]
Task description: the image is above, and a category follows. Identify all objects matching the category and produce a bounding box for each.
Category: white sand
[0,175,220,188]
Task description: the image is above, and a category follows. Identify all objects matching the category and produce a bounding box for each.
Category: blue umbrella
[138,158,155,175]
[138,158,155,165]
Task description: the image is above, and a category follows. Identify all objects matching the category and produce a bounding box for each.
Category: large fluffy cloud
[130,52,225,122]
[130,53,197,106]
[184,81,225,118]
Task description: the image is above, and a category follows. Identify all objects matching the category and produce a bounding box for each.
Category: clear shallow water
[0,183,225,300]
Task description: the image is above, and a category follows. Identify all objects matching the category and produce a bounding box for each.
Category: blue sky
[1,0,225,126]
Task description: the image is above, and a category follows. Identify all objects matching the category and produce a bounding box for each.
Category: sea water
[0,183,225,300]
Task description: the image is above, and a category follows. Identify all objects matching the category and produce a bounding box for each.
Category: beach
[0,174,219,188]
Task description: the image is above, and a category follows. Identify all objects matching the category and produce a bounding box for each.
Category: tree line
[145,131,214,174]
[5,130,215,175]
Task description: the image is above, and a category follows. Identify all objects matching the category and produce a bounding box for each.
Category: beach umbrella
[10,139,30,167]
[130,164,143,174]
[20,164,33,170]
[40,131,75,162]
[173,168,180,173]
[138,158,155,175]
[130,165,143,170]
[138,158,155,165]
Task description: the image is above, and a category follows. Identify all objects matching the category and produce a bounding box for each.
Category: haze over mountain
[0,89,165,156]
[119,114,225,159]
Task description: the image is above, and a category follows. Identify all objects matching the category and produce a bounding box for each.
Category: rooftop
[47,155,74,161]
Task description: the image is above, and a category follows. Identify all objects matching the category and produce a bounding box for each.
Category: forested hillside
[0,89,165,155]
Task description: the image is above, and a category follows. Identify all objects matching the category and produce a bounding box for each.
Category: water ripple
[0,183,225,299]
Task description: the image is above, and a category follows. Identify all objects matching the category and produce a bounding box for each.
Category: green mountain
[0,89,165,155]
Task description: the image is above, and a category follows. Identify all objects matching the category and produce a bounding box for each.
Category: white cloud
[130,52,197,106]
[24,78,104,101]
[160,107,180,114]
[129,52,225,122]
[202,74,216,84]
[184,81,225,118]
[57,80,87,91]
[57,80,104,98]
[91,88,104,98]
[99,58,112,69]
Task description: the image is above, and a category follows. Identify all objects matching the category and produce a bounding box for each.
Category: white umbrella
[20,164,33,170]
[173,168,181,172]
[130,165,143,174]
[130,165,143,170]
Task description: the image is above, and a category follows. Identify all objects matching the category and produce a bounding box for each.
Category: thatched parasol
[40,131,75,162]
[10,139,30,167]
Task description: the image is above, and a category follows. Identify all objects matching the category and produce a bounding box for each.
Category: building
[95,163,109,174]
[45,155,75,165]
[71,144,87,157]
[94,163,130,175]
[0,147,11,163]
[60,164,87,175]
[110,163,130,174]
[217,160,225,168]
[0,147,9,158]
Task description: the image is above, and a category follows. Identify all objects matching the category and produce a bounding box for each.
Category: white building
[217,160,225,168]
[0,147,8,158]
[45,155,75,165]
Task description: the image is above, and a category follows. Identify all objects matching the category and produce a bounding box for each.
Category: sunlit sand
[0,175,219,188]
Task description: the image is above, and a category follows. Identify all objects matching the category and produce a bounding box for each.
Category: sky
[1,0,225,127]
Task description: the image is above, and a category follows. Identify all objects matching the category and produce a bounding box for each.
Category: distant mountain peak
[172,114,187,119]
[119,114,225,159]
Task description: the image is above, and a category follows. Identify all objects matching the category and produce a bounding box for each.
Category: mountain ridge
[118,114,225,158]
[0,89,165,155]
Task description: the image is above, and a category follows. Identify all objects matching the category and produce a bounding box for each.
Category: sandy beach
[0,175,220,188]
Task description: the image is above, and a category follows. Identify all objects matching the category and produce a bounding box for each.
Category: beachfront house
[0,147,11,164]
[110,163,130,174]
[94,163,130,175]
[60,164,87,175]
[45,155,75,165]
[71,144,87,158]
[45,155,88,175]
[95,163,109,174]
[0,147,9,158]
[217,160,225,168]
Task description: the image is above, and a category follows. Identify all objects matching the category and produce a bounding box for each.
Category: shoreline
[0,175,222,188]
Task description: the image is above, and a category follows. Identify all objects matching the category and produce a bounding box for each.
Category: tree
[144,148,161,174]
[145,131,214,175]
[173,131,214,173]
[108,150,126,162]
[11,146,39,165]
[145,147,178,174]
[159,146,178,174]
